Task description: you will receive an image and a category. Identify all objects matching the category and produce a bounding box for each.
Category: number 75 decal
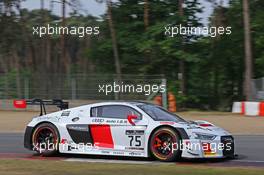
[128,135,142,147]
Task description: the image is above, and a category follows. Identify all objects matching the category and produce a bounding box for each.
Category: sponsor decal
[129,152,142,156]
[101,150,110,154]
[92,118,104,123]
[113,151,125,155]
[125,147,144,151]
[68,145,78,151]
[67,125,89,131]
[125,130,144,135]
[61,111,71,116]
[36,116,61,122]
[105,119,127,124]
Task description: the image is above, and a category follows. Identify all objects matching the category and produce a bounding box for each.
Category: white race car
[20,99,235,161]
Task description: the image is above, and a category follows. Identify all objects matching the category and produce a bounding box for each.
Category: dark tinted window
[91,105,141,119]
[137,104,185,122]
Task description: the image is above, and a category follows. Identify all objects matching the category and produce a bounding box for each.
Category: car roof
[89,101,155,106]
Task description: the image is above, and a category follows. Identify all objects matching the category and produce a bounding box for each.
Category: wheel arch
[28,121,60,149]
[147,125,188,157]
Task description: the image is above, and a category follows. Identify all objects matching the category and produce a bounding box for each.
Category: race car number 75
[128,135,141,147]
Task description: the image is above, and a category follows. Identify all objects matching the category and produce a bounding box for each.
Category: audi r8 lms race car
[21,99,235,162]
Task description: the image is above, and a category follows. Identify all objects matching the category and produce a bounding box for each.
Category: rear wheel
[149,127,181,162]
[32,123,59,156]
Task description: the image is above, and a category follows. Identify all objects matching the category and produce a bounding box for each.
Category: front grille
[221,136,234,157]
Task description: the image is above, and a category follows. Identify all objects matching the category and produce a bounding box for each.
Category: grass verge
[0,159,263,175]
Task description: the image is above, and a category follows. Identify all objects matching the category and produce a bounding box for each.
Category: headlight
[193,132,217,140]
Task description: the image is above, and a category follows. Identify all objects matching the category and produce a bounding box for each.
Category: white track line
[64,158,264,165]
[64,158,173,165]
[231,160,264,163]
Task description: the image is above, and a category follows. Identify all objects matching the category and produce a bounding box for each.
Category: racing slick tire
[32,123,60,156]
[149,127,181,162]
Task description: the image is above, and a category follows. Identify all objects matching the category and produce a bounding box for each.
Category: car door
[90,105,148,155]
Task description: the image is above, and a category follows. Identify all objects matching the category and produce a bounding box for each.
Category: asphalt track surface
[0,133,264,167]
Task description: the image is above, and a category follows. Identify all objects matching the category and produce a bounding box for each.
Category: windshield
[137,104,186,122]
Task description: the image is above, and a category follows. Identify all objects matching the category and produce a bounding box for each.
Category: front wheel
[149,127,181,162]
[32,123,60,156]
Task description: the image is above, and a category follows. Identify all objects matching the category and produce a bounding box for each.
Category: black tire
[149,127,181,162]
[32,123,60,156]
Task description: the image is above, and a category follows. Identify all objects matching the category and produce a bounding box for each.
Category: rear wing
[13,99,69,116]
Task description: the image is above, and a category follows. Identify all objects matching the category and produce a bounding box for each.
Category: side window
[91,105,141,119]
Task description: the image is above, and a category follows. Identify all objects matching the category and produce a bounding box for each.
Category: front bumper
[221,136,235,158]
[181,135,235,158]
